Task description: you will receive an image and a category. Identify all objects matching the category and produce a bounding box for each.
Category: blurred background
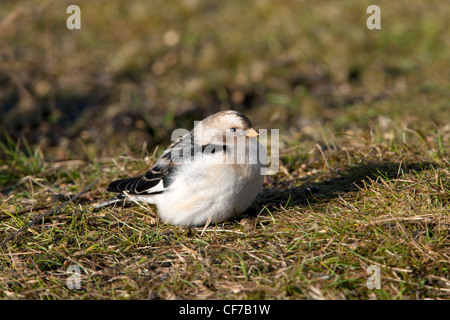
[0,0,449,161]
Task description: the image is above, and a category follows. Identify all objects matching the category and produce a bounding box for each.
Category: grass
[1,0,449,299]
[1,123,448,300]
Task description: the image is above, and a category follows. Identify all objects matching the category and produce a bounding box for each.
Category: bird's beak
[246,128,259,138]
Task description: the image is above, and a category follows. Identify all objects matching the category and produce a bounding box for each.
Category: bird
[100,110,267,226]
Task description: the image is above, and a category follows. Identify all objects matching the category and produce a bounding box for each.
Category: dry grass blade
[0,205,52,221]
[1,180,98,247]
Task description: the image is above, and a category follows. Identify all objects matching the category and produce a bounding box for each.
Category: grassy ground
[0,1,449,299]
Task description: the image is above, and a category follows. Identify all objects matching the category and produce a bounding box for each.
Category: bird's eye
[230,128,236,132]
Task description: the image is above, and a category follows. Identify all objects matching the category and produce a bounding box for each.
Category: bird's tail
[93,194,131,211]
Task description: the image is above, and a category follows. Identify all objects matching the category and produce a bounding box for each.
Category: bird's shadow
[242,160,439,220]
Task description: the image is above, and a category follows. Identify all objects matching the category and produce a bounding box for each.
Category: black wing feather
[107,171,165,194]
[107,130,227,196]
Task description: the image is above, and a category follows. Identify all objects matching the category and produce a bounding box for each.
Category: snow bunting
[103,110,267,226]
